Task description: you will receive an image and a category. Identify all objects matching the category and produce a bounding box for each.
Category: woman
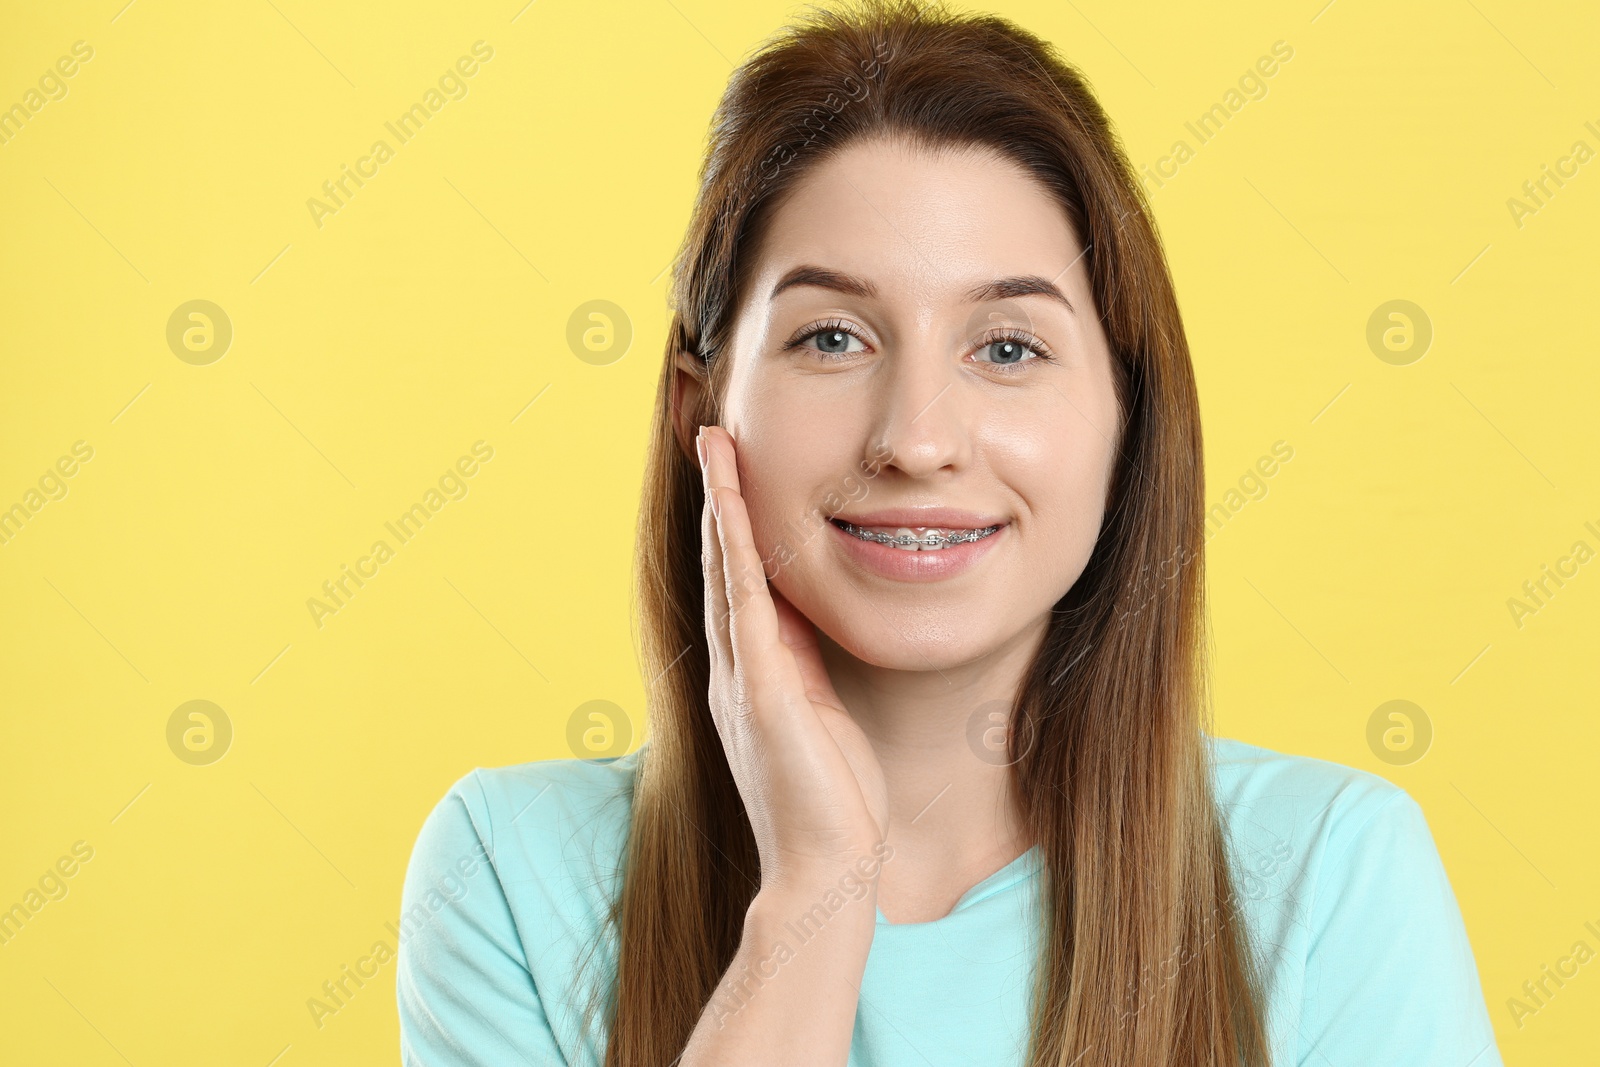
[397,2,1503,1063]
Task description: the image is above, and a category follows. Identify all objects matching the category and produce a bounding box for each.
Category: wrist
[757,841,895,903]
[740,882,877,983]
[694,862,879,1058]
[748,861,885,944]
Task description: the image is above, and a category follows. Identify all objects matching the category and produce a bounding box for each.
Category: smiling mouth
[829,518,1004,551]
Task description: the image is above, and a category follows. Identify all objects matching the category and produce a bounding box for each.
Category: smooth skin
[674,134,1121,1065]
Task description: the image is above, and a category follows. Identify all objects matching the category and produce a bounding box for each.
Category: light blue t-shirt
[395,734,1503,1066]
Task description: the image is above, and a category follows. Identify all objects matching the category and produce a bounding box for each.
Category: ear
[669,347,709,463]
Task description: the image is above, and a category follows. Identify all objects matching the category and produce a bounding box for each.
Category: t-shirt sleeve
[396,772,571,1066]
[1297,788,1503,1066]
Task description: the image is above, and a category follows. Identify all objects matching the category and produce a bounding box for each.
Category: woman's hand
[682,431,882,1063]
[697,423,890,896]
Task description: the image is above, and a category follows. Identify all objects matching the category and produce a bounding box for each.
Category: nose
[867,341,973,479]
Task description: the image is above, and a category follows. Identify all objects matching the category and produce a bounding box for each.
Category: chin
[839,635,994,672]
[794,583,1002,671]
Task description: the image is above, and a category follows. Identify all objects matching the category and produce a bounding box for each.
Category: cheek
[996,402,1116,565]
[997,383,1115,477]
[731,412,838,569]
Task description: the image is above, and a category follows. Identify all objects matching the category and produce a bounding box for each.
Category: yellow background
[1,0,1595,1062]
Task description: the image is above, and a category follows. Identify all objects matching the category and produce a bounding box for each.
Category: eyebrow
[769,265,1075,313]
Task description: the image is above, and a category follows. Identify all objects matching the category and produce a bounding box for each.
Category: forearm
[679,878,878,1066]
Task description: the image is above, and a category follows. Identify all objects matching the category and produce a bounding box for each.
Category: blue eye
[978,338,1035,365]
[809,327,864,356]
[974,332,1054,369]
[782,321,1056,370]
[786,320,869,360]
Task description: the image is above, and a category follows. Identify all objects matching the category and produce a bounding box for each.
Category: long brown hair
[593,1,1274,1063]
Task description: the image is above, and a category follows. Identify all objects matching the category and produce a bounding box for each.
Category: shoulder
[1205,732,1420,884]
[1203,734,1502,1062]
[440,746,644,846]
[402,744,647,951]
[1207,731,1409,818]
[397,746,648,1065]
[408,744,646,889]
[1203,732,1450,944]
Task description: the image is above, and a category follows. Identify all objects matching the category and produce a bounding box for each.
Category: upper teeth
[837,521,1002,550]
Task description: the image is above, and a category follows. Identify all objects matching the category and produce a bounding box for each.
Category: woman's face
[692,135,1121,672]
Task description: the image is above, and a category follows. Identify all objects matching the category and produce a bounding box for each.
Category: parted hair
[587,2,1274,1064]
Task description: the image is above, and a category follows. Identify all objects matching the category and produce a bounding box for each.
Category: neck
[815,616,1047,907]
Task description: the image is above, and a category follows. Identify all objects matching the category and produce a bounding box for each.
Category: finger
[704,424,742,496]
[703,428,776,668]
[702,426,744,673]
[770,586,844,710]
[705,461,793,715]
[699,429,732,681]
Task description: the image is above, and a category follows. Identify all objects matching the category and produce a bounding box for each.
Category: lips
[829,507,1009,530]
[831,520,1001,550]
[827,509,1008,582]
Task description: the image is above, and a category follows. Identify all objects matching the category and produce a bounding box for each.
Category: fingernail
[708,486,721,518]
[695,427,708,470]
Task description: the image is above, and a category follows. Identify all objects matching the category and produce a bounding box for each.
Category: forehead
[747,136,1084,307]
